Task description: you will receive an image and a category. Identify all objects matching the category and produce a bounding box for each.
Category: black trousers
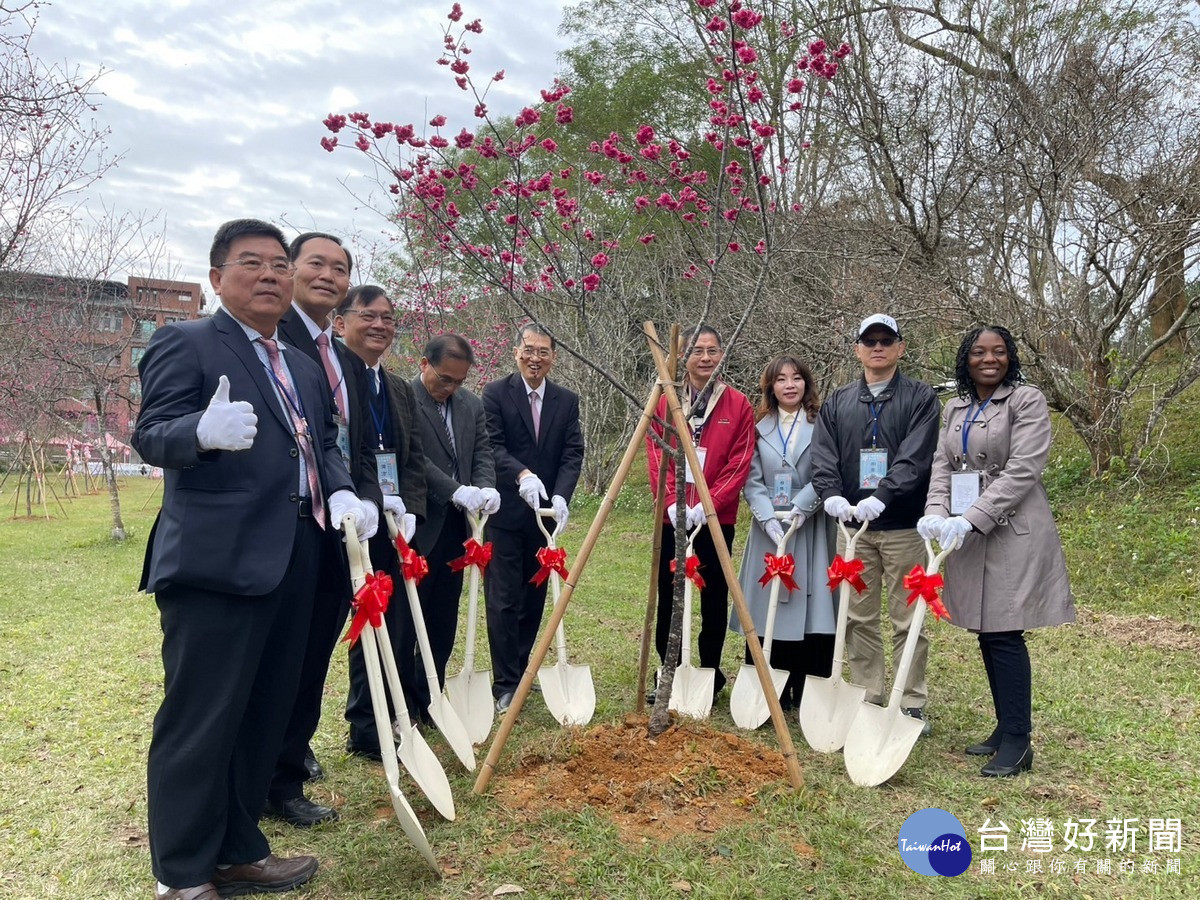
[978,630,1032,736]
[269,532,350,803]
[485,522,550,697]
[148,517,321,888]
[656,521,736,689]
[743,633,834,706]
[409,513,469,713]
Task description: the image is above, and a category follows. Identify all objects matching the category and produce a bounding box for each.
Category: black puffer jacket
[811,370,940,531]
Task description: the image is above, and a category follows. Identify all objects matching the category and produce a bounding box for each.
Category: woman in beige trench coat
[918,325,1074,778]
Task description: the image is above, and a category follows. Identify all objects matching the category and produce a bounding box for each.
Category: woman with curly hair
[918,326,1074,777]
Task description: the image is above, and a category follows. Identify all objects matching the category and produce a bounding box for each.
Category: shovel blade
[538,660,596,726]
[385,774,440,873]
[395,723,456,820]
[798,674,868,753]
[842,702,924,787]
[729,663,789,730]
[668,664,716,719]
[426,693,477,772]
[445,668,495,745]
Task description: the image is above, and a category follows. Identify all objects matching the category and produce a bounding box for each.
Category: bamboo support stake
[643,320,803,790]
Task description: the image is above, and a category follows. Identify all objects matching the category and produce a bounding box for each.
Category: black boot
[966,726,1003,756]
[969,635,1002,755]
[981,733,1033,777]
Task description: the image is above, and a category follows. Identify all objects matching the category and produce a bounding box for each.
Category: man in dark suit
[133,218,377,899]
[408,333,497,717]
[332,284,429,753]
[265,233,385,827]
[482,323,584,712]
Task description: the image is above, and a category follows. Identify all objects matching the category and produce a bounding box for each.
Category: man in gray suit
[408,333,498,718]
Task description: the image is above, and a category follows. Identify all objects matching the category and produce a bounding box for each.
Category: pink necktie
[315,332,342,416]
[261,338,326,529]
[529,391,541,441]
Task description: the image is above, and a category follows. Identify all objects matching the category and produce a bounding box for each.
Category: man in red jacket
[646,324,755,700]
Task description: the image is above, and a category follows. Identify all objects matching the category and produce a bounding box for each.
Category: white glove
[518,473,548,511]
[685,503,705,531]
[823,495,854,522]
[917,514,946,541]
[196,375,257,451]
[452,484,483,511]
[400,512,417,542]
[551,494,569,530]
[478,487,501,515]
[788,505,807,530]
[939,516,972,548]
[330,491,378,539]
[855,495,885,522]
[763,518,786,546]
[666,503,683,528]
[382,495,407,517]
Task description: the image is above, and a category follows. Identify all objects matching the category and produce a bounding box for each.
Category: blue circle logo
[897,808,972,876]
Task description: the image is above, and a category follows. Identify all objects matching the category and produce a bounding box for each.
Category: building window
[130,346,147,367]
[135,319,156,340]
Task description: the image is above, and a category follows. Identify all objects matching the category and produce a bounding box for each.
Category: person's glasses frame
[217,258,293,276]
[858,336,898,348]
[429,363,468,388]
[689,346,723,358]
[519,345,553,360]
[341,309,397,328]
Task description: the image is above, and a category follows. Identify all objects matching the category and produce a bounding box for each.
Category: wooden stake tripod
[473,321,803,794]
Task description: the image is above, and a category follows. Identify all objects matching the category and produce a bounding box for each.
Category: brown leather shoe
[211,854,318,896]
[156,885,221,900]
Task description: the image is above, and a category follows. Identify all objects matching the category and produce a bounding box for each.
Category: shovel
[342,518,451,861]
[730,511,800,729]
[534,509,595,726]
[843,535,957,787]
[799,517,871,753]
[385,511,476,772]
[442,511,495,745]
[658,523,716,719]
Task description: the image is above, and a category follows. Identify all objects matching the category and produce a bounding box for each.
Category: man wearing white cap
[810,313,940,732]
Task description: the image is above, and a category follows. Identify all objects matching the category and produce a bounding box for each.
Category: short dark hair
[954,325,1023,398]
[289,231,353,275]
[209,219,287,268]
[515,321,556,351]
[424,333,474,367]
[683,323,722,348]
[338,284,389,316]
[756,354,820,423]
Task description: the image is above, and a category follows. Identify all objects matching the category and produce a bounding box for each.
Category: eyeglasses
[429,364,468,388]
[859,336,898,348]
[519,346,553,360]
[217,258,292,276]
[689,347,723,358]
[343,310,396,327]
[300,258,350,278]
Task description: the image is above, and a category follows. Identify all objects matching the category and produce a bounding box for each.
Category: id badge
[684,447,708,484]
[950,471,981,515]
[334,415,350,462]
[375,451,399,496]
[771,472,794,509]
[859,448,888,489]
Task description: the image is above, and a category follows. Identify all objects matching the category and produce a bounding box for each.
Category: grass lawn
[1,423,1198,898]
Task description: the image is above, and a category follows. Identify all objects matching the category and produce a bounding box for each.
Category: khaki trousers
[838,527,928,707]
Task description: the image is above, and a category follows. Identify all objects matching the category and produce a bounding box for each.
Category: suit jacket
[133,308,354,596]
[481,372,584,532]
[277,309,383,510]
[381,367,428,523]
[411,377,494,548]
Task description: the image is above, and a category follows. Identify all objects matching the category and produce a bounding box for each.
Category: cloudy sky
[29,0,574,297]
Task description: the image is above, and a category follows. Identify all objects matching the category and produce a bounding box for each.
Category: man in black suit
[331,285,429,753]
[133,218,376,899]
[482,323,584,712]
[408,333,497,717]
[265,233,385,826]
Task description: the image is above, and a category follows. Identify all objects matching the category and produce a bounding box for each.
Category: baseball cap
[857,313,901,340]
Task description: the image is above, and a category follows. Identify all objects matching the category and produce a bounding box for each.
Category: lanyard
[867,399,885,448]
[961,399,991,463]
[260,359,309,427]
[368,388,388,449]
[776,412,800,456]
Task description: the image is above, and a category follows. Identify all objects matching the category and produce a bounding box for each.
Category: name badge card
[771,472,794,509]
[859,448,888,489]
[684,447,708,484]
[334,415,350,462]
[376,451,399,496]
[950,471,981,514]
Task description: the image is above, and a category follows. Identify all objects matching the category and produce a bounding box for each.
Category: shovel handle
[923,535,959,574]
[465,509,489,542]
[534,507,562,547]
[771,510,802,554]
[343,516,365,585]
[836,517,870,558]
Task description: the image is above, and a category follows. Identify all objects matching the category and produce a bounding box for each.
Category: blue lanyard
[867,399,884,448]
[776,412,800,456]
[260,359,310,428]
[368,386,388,449]
[961,399,991,462]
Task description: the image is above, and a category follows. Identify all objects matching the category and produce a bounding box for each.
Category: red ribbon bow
[827,555,867,594]
[530,546,569,586]
[670,554,706,589]
[393,533,430,585]
[343,571,393,646]
[759,552,799,593]
[904,564,951,621]
[449,537,493,573]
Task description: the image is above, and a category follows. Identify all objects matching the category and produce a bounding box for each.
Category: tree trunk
[1149,245,1190,356]
[648,430,688,737]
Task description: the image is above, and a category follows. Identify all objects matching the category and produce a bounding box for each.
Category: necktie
[260,338,326,529]
[437,401,459,478]
[529,390,541,441]
[368,367,379,398]
[315,332,342,416]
